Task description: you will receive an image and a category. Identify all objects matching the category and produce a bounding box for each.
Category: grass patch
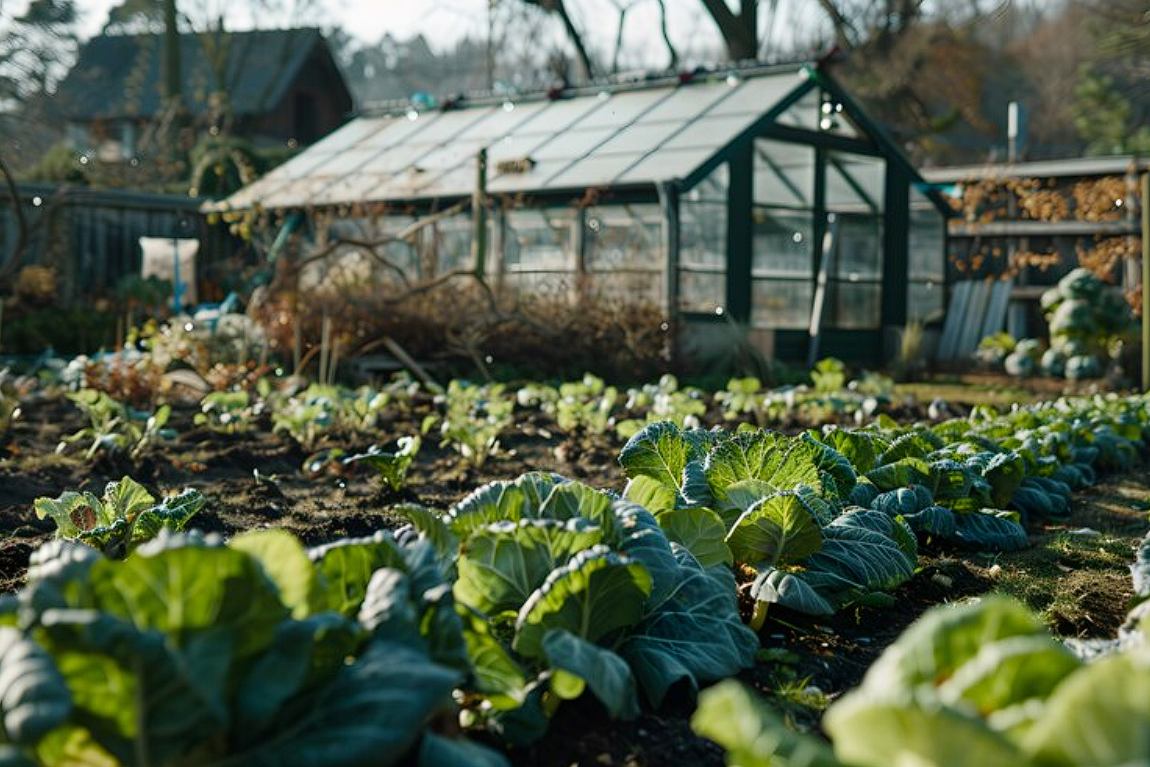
[894,381,1039,409]
[985,531,1138,637]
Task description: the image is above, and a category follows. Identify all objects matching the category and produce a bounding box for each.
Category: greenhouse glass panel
[909,188,945,280]
[834,215,882,280]
[826,282,881,329]
[754,139,814,208]
[752,140,815,328]
[752,209,811,276]
[584,203,664,305]
[532,127,618,161]
[504,208,576,272]
[679,163,727,312]
[679,272,726,314]
[752,278,812,329]
[775,86,820,130]
[585,204,663,271]
[578,88,672,128]
[827,154,883,214]
[825,152,883,330]
[420,214,473,275]
[909,186,945,322]
[908,280,944,322]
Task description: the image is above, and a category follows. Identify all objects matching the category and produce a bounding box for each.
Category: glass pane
[753,208,811,276]
[775,86,819,130]
[910,188,945,280]
[684,163,728,205]
[909,280,944,322]
[585,272,664,305]
[754,140,814,207]
[679,271,725,313]
[664,114,758,151]
[578,89,671,128]
[752,278,812,329]
[502,272,574,295]
[826,281,881,329]
[504,209,575,271]
[637,82,733,124]
[833,214,881,280]
[585,204,663,271]
[593,121,683,156]
[826,153,883,214]
[532,127,617,161]
[420,214,473,275]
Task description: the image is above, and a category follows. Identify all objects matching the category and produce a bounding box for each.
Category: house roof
[55,28,332,122]
[213,61,946,214]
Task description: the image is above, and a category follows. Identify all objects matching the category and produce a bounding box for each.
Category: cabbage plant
[0,528,507,767]
[57,389,176,461]
[195,390,259,434]
[618,422,916,626]
[693,597,1150,767]
[1039,267,1136,379]
[344,435,421,491]
[33,476,205,558]
[396,473,757,745]
[424,381,514,469]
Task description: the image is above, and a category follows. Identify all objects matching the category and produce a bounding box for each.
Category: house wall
[251,46,353,148]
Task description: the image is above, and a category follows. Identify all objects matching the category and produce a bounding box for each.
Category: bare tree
[519,0,597,81]
[699,0,759,61]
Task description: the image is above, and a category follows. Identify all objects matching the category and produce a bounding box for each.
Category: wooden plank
[948,220,1137,237]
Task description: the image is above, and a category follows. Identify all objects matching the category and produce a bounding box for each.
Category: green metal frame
[726,142,754,322]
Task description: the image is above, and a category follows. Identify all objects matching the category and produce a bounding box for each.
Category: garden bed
[1,388,1147,766]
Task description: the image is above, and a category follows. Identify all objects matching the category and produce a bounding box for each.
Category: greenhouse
[215,61,951,364]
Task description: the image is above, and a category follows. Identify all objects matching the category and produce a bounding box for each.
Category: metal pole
[472,148,488,277]
[1141,171,1148,390]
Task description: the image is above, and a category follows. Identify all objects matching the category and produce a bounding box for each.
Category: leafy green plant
[270,383,405,450]
[395,473,757,746]
[57,389,176,460]
[424,381,514,469]
[0,528,507,767]
[554,374,619,435]
[715,377,767,426]
[976,331,1017,366]
[810,357,846,394]
[345,436,422,492]
[619,422,915,628]
[615,375,707,439]
[1041,267,1135,380]
[619,394,1150,625]
[517,375,619,436]
[195,390,259,434]
[693,597,1150,767]
[32,476,205,557]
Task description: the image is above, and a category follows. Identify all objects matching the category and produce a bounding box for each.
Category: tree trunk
[700,0,759,61]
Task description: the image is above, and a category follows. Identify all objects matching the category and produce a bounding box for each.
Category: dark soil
[1,393,1147,767]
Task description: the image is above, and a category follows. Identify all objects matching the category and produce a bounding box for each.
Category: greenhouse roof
[213,61,945,213]
[215,63,820,210]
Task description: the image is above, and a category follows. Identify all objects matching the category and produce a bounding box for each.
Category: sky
[5,0,832,59]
